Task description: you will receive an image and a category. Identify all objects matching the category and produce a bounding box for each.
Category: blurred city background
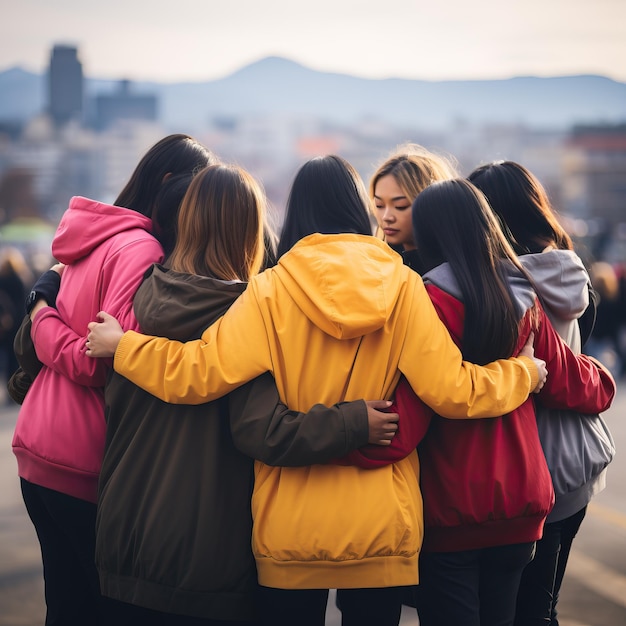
[1,31,626,625]
[1,41,625,388]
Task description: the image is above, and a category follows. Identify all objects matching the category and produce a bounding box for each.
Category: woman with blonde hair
[370,144,457,271]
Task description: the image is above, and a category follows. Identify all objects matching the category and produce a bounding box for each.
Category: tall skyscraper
[48,44,84,127]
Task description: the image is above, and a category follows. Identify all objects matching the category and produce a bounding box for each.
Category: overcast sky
[2,0,626,83]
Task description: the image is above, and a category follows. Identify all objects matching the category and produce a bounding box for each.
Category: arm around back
[530,302,615,413]
[398,273,539,419]
[228,372,370,466]
[114,282,272,404]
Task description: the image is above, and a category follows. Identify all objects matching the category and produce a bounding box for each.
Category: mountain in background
[1,56,625,131]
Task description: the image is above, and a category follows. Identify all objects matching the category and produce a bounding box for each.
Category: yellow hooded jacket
[113,234,539,590]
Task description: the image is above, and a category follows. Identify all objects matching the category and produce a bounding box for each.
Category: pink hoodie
[12,196,164,502]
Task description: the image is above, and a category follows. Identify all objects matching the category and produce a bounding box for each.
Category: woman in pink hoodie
[12,134,216,626]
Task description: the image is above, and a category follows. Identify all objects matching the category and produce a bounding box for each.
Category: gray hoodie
[519,250,615,522]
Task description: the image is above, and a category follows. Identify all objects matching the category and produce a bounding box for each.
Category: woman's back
[418,261,553,551]
[98,266,258,620]
[14,198,163,503]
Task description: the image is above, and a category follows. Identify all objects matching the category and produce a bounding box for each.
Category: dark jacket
[96,264,368,620]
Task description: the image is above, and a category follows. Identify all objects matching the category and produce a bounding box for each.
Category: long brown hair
[167,164,266,281]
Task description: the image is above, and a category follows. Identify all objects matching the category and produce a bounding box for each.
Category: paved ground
[1,383,625,625]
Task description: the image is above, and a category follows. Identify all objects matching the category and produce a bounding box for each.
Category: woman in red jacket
[353,178,615,626]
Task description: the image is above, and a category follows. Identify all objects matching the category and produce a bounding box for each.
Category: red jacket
[344,265,615,552]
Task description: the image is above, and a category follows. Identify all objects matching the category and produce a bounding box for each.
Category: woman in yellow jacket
[86,156,545,626]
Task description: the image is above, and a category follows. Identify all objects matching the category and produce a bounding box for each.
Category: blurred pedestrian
[0,247,31,395]
[588,260,626,379]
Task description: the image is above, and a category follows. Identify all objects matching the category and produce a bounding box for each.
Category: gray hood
[519,250,590,353]
[423,261,536,321]
[519,250,590,321]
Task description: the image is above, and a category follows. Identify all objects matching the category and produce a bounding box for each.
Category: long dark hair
[151,172,195,257]
[277,155,374,257]
[412,178,524,364]
[114,134,216,220]
[468,160,573,254]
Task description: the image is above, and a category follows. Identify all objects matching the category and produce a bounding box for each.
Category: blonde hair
[369,143,458,202]
[168,164,266,282]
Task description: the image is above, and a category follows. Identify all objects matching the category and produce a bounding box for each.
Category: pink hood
[53,196,154,263]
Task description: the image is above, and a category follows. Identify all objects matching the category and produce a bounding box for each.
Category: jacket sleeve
[228,371,369,466]
[114,278,273,404]
[30,238,162,387]
[398,274,538,418]
[99,241,163,331]
[333,376,433,469]
[31,306,111,387]
[531,302,615,413]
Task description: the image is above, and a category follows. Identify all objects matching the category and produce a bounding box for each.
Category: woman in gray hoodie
[469,160,616,626]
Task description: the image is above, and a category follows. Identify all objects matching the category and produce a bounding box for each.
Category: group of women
[12,134,615,626]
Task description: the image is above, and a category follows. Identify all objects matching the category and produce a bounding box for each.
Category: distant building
[94,80,157,130]
[563,124,626,226]
[48,45,84,127]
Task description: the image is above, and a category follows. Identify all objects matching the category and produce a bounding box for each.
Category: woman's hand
[365,400,399,445]
[86,311,124,358]
[519,332,548,393]
[29,299,48,320]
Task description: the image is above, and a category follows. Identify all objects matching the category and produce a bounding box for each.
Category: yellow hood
[276,233,405,339]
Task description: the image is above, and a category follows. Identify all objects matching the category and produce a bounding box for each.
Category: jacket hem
[547,469,607,523]
[255,554,419,589]
[98,570,256,621]
[13,447,99,503]
[422,516,547,553]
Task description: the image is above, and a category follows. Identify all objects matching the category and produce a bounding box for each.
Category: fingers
[385,420,399,433]
[365,400,393,410]
[96,310,114,322]
[532,376,547,393]
[374,421,399,445]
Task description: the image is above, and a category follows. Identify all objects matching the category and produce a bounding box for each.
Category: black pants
[256,586,403,626]
[415,542,536,626]
[515,507,587,626]
[20,478,101,626]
